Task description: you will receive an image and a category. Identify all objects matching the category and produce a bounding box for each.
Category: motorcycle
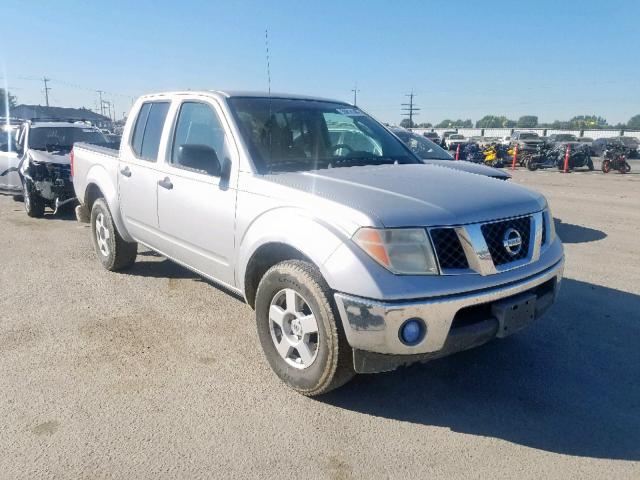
[552,144,594,171]
[462,143,485,163]
[521,143,557,171]
[602,145,631,174]
[481,143,508,168]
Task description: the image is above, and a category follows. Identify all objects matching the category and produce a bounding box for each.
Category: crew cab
[10,120,108,217]
[72,91,564,395]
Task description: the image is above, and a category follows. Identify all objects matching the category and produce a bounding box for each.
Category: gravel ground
[0,164,639,479]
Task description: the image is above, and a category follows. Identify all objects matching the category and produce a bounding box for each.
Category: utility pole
[97,90,104,116]
[42,77,51,107]
[351,83,360,106]
[401,91,420,128]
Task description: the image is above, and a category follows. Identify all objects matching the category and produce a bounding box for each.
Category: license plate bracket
[492,293,537,338]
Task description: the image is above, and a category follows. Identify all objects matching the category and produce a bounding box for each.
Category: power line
[401,91,420,127]
[42,77,51,107]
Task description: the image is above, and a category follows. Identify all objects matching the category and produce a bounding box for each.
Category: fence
[412,127,640,140]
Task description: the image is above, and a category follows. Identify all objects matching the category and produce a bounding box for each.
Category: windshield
[578,137,593,142]
[394,131,452,160]
[450,134,464,139]
[228,97,416,173]
[29,126,107,151]
[519,133,539,140]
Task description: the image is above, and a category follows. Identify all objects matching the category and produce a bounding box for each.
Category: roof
[138,90,350,105]
[11,105,111,123]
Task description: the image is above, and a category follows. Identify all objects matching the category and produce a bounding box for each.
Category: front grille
[481,216,531,266]
[430,228,469,270]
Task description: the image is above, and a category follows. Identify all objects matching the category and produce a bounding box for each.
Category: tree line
[401,114,640,130]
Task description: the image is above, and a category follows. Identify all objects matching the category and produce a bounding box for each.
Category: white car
[444,133,467,150]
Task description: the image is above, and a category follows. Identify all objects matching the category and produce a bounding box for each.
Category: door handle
[120,166,131,177]
[158,177,173,190]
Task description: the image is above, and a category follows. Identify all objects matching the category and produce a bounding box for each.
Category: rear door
[118,101,171,246]
[155,98,238,286]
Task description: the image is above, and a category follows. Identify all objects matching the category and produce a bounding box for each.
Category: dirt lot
[0,164,639,479]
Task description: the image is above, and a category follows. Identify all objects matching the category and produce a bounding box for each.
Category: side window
[131,103,151,156]
[130,102,170,161]
[170,102,229,176]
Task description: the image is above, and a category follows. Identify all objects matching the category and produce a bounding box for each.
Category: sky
[2,0,639,125]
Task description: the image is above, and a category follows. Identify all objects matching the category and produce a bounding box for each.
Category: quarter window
[131,102,170,161]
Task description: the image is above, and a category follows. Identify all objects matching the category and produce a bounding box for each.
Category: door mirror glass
[177,144,221,176]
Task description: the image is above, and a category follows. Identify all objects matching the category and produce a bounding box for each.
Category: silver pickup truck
[72,91,564,395]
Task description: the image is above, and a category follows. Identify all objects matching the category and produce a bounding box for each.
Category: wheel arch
[237,209,349,308]
[83,165,133,242]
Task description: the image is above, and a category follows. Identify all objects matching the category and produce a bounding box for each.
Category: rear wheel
[90,198,137,271]
[23,182,45,218]
[587,158,594,171]
[621,162,631,174]
[255,260,355,396]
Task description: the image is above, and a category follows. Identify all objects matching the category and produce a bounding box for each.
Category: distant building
[11,105,112,129]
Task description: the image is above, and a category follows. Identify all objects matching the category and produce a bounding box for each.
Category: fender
[84,163,134,243]
[236,206,352,295]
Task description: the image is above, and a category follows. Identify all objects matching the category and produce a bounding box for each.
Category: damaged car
[15,120,109,217]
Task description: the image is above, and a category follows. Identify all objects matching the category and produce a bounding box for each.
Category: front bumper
[334,258,563,371]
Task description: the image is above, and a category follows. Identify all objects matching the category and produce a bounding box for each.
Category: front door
[156,100,237,287]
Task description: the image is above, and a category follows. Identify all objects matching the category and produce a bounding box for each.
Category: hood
[28,149,71,165]
[422,160,511,180]
[264,164,545,228]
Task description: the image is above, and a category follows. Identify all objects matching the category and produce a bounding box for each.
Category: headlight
[353,228,439,275]
[545,205,556,243]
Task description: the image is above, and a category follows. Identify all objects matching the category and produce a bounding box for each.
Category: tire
[621,162,631,174]
[23,182,45,218]
[255,260,355,396]
[90,198,137,271]
[602,159,611,173]
[587,158,594,171]
[526,159,538,171]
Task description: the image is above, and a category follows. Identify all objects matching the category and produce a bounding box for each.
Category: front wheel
[23,182,45,218]
[587,158,594,171]
[602,159,611,173]
[90,198,138,271]
[255,260,355,396]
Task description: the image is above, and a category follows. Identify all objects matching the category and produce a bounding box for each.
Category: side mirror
[177,144,221,177]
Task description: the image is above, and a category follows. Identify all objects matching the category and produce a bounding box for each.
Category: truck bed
[72,142,120,208]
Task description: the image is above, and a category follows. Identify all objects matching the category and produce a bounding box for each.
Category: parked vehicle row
[66,90,563,395]
[418,128,638,159]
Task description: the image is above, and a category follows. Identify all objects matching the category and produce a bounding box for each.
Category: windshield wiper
[332,156,410,167]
